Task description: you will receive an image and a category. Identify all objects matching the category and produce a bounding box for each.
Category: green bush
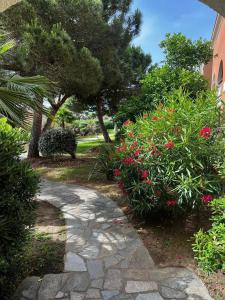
[193,198,225,273]
[72,119,100,136]
[39,128,77,158]
[116,65,209,125]
[113,90,225,215]
[0,118,39,299]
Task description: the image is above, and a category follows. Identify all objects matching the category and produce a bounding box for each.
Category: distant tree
[160,33,212,70]
[116,33,212,124]
[116,65,209,124]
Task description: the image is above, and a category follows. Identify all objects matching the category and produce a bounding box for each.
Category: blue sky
[132,0,216,64]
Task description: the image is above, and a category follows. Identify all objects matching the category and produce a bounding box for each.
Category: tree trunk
[42,95,68,133]
[28,98,43,159]
[96,98,112,143]
[42,106,58,133]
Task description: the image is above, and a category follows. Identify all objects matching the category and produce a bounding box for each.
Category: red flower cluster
[199,127,212,139]
[135,149,141,157]
[150,145,162,158]
[167,200,177,207]
[123,120,133,126]
[123,157,135,166]
[164,141,174,149]
[152,116,159,121]
[116,145,127,153]
[128,132,134,138]
[118,181,125,190]
[144,179,152,185]
[113,169,121,177]
[143,113,148,119]
[140,170,149,179]
[201,194,213,204]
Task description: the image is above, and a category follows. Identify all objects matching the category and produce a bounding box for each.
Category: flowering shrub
[113,91,225,215]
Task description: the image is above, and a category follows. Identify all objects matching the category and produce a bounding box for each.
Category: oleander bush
[113,90,225,215]
[39,128,77,158]
[0,118,39,299]
[193,198,225,273]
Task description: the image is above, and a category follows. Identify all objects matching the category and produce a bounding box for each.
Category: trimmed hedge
[39,128,77,158]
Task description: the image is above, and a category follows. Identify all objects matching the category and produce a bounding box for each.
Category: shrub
[0,118,39,299]
[113,90,225,215]
[39,128,77,158]
[193,198,225,273]
[94,143,116,180]
[72,119,101,136]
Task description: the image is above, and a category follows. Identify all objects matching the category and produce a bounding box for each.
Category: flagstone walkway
[15,180,212,300]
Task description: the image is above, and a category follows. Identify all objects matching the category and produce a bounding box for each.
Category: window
[218,60,223,85]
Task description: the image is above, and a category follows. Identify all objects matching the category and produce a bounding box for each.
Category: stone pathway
[15,180,212,300]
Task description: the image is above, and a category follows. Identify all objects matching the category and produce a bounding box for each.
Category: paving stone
[125,281,158,293]
[79,245,100,259]
[160,286,187,299]
[87,260,104,279]
[135,293,164,300]
[55,291,65,298]
[14,276,41,300]
[64,252,87,272]
[38,274,63,300]
[124,269,151,280]
[101,290,120,300]
[161,277,188,290]
[91,279,104,289]
[61,272,89,292]
[86,288,101,299]
[104,269,123,290]
[104,256,120,268]
[70,292,85,300]
[128,246,155,269]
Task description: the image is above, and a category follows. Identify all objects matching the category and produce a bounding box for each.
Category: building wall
[204,15,225,100]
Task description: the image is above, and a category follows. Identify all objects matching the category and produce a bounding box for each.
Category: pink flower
[140,170,149,179]
[167,200,177,207]
[116,145,127,153]
[133,141,138,146]
[199,127,212,139]
[143,113,148,119]
[122,157,135,166]
[164,141,174,149]
[201,194,213,204]
[118,181,125,190]
[135,149,141,157]
[155,190,162,197]
[113,169,121,177]
[145,179,153,185]
[123,120,133,126]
